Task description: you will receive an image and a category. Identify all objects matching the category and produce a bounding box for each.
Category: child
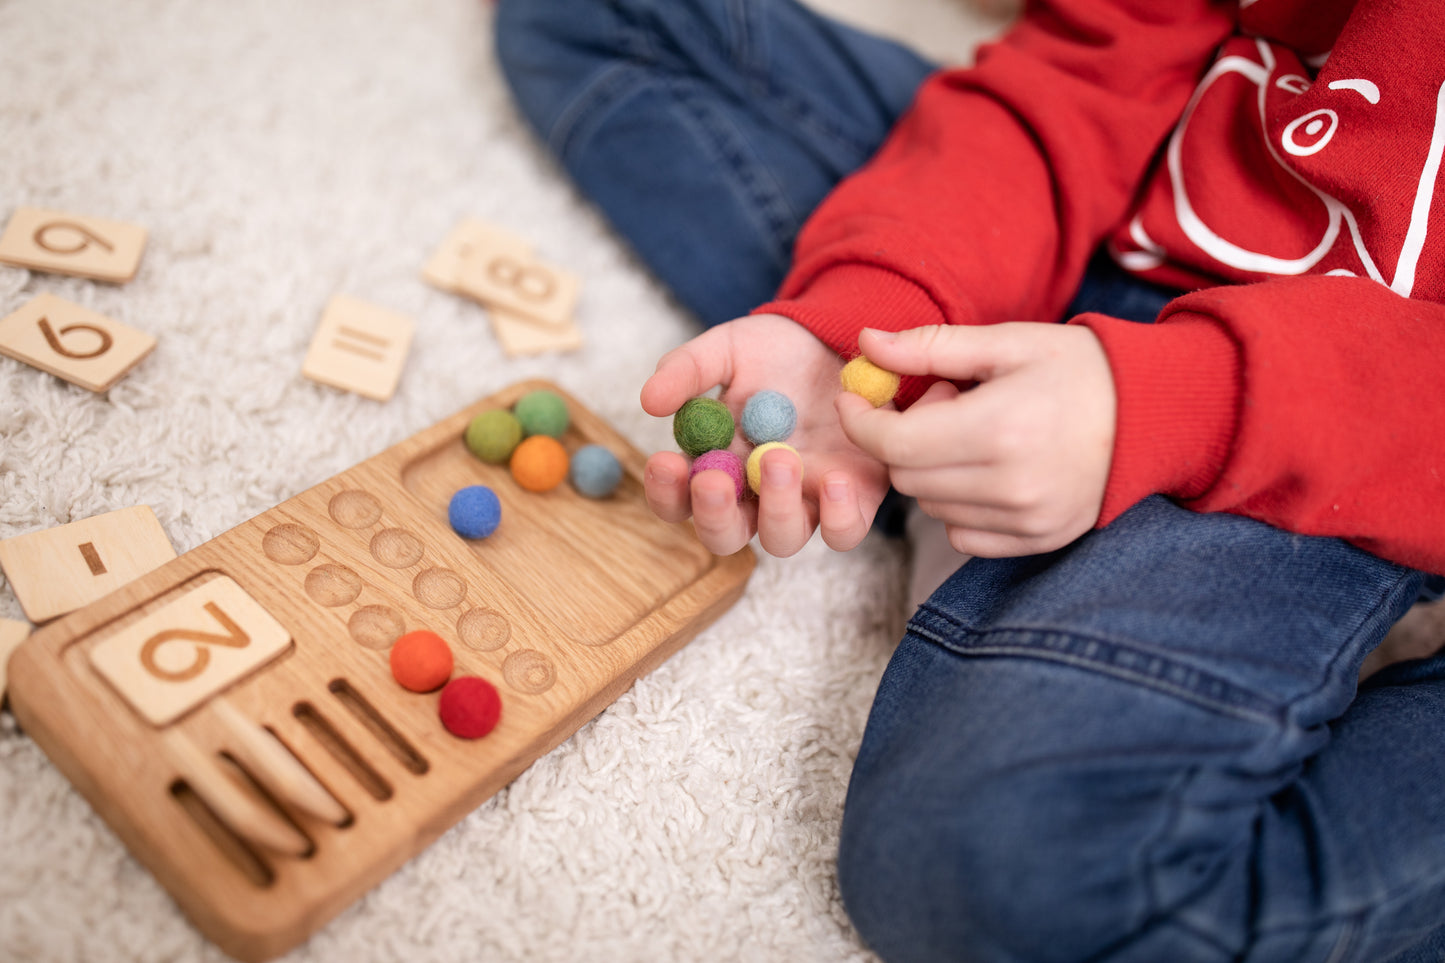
[496,1,1445,960]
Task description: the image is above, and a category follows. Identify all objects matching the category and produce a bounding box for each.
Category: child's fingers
[689,470,754,556]
[753,446,813,558]
[836,388,991,470]
[639,327,736,417]
[816,470,871,551]
[942,524,1037,559]
[858,323,1034,383]
[642,452,694,523]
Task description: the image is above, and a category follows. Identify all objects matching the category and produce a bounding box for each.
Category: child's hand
[641,314,889,558]
[836,323,1116,558]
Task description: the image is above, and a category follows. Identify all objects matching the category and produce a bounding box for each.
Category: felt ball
[740,389,797,444]
[569,444,623,498]
[672,397,734,457]
[448,485,501,539]
[439,675,502,739]
[389,629,454,693]
[510,435,570,492]
[689,448,746,501]
[513,389,570,438]
[746,441,801,494]
[840,356,900,407]
[465,409,523,464]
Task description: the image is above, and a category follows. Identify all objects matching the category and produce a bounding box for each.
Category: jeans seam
[654,0,893,172]
[1322,917,1358,963]
[540,59,799,259]
[1287,564,1424,725]
[665,75,800,255]
[907,606,1283,725]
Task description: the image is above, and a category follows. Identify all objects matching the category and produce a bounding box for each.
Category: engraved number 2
[140,601,252,682]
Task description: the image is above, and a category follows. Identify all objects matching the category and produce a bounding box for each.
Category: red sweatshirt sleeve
[755,0,1236,405]
[1077,276,1445,575]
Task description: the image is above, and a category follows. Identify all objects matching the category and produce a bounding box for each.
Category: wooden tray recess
[7,380,755,962]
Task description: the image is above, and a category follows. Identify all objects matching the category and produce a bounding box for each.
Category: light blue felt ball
[448,485,501,539]
[569,444,623,498]
[740,390,797,445]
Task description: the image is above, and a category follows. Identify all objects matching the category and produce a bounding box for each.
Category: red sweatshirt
[757,0,1445,575]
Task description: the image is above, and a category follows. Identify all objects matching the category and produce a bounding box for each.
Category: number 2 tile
[89,575,292,727]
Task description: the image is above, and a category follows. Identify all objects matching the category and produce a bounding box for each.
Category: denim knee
[835,637,1270,963]
[494,0,615,143]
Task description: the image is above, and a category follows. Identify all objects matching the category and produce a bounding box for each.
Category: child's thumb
[859,324,1027,383]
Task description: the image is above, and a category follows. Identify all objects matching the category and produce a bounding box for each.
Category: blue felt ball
[448,485,501,539]
[740,390,797,445]
[569,444,623,498]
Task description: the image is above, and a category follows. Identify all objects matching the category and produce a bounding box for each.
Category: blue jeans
[495,3,1445,961]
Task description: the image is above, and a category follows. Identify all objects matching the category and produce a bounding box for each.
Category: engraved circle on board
[329,489,383,529]
[457,607,511,651]
[349,605,405,649]
[262,523,320,565]
[413,568,466,609]
[306,563,363,607]
[371,527,424,568]
[503,649,556,695]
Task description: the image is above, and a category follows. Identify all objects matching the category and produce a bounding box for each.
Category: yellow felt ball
[840,356,900,407]
[746,441,800,495]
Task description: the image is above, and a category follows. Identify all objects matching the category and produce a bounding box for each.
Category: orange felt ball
[509,435,569,492]
[389,629,454,693]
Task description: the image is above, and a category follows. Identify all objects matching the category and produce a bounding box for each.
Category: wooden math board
[8,380,755,962]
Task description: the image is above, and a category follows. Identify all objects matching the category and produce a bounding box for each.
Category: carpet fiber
[0,2,1004,961]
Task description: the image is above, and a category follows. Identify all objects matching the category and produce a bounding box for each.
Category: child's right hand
[640,313,890,558]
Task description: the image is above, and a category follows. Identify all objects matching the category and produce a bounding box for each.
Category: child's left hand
[835,323,1117,558]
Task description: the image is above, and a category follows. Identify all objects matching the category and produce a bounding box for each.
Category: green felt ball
[673,397,735,458]
[465,409,523,464]
[513,389,570,438]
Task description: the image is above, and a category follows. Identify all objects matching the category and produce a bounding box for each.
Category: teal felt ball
[740,390,797,445]
[569,444,623,498]
[513,389,570,438]
[672,397,734,458]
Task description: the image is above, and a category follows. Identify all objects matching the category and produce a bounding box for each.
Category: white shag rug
[0,2,1005,961]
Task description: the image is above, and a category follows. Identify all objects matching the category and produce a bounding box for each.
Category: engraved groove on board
[293,702,392,801]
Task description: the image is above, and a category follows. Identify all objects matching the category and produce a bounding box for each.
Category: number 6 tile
[0,207,147,283]
[0,292,156,391]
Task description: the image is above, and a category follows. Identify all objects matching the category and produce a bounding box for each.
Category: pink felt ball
[689,448,746,501]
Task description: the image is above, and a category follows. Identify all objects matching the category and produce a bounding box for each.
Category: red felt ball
[438,675,502,739]
[389,629,454,693]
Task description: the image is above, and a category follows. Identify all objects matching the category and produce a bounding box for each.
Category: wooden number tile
[0,207,147,283]
[0,293,156,392]
[490,304,584,357]
[0,618,32,708]
[456,247,579,329]
[89,575,292,727]
[421,217,534,294]
[301,294,415,402]
[0,505,177,623]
